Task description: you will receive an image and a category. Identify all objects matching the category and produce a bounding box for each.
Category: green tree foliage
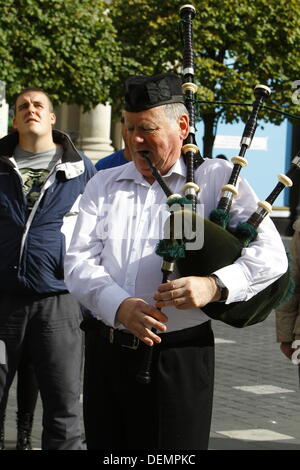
[110,0,300,156]
[0,0,123,109]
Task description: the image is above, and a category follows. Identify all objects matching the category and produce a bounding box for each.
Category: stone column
[78,103,114,163]
[111,119,124,151]
[0,81,9,138]
[54,103,81,146]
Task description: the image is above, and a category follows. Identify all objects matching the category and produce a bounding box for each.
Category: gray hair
[163,102,189,122]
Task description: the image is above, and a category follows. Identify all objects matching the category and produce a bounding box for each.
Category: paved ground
[209,314,300,450]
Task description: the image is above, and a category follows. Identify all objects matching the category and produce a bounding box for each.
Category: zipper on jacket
[18,165,59,268]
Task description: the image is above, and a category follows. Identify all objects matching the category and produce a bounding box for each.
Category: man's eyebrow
[17,102,29,110]
[17,100,44,111]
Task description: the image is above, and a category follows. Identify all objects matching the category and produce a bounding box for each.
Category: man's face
[124,106,188,182]
[13,91,56,138]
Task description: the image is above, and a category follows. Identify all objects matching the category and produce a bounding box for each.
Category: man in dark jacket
[0,87,96,450]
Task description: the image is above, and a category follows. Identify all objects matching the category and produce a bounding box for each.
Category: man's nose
[131,130,144,143]
[27,103,35,114]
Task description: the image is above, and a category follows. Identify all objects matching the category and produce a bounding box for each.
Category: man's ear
[50,112,56,126]
[178,114,189,140]
[12,117,17,129]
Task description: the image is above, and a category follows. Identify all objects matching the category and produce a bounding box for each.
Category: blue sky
[196,119,289,207]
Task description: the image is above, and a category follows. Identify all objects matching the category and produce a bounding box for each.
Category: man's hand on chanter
[153,276,221,310]
[116,297,168,346]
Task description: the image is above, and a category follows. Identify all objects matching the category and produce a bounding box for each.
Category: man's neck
[18,134,55,153]
[144,175,155,184]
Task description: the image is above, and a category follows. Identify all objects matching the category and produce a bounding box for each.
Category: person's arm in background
[276,221,300,359]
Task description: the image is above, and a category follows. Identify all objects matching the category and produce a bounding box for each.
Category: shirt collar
[115,156,186,185]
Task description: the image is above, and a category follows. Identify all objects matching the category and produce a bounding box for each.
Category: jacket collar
[0,129,84,180]
[0,129,82,163]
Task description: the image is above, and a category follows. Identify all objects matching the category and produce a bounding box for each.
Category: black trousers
[83,320,214,450]
[0,292,83,450]
[16,354,39,415]
[0,344,39,420]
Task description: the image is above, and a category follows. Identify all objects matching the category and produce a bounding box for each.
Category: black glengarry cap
[124,73,184,112]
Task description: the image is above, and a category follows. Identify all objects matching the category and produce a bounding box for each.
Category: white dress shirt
[64,157,288,332]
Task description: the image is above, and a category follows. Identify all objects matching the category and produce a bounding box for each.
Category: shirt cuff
[95,284,131,327]
[212,264,249,304]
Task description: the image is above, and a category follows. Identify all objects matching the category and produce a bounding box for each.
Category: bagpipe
[136,4,297,383]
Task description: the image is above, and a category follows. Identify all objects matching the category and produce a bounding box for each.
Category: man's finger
[145,304,168,322]
[155,297,186,308]
[154,287,185,302]
[157,280,177,292]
